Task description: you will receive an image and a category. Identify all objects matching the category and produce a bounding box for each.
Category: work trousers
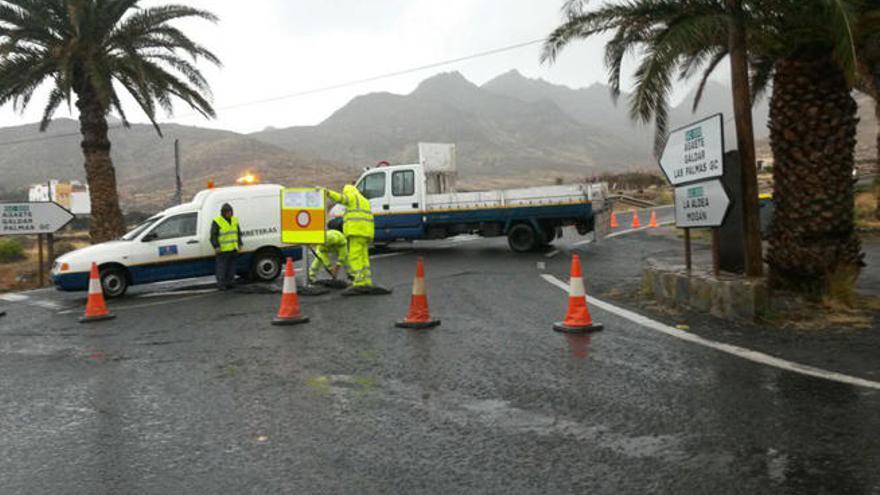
[215,252,238,290]
[347,236,372,287]
[309,243,349,282]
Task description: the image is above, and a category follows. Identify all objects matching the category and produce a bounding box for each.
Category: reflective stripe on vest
[214,216,239,252]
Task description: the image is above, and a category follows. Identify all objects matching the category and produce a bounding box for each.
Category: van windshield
[121,216,162,241]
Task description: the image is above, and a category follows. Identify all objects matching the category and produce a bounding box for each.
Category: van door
[136,212,205,282]
[385,166,424,236]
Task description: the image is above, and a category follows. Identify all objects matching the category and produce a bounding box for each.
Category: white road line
[605,221,675,239]
[136,288,218,298]
[58,292,216,315]
[372,252,408,260]
[544,249,560,258]
[0,294,28,302]
[541,274,880,391]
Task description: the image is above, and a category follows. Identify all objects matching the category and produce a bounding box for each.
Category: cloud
[0,0,714,133]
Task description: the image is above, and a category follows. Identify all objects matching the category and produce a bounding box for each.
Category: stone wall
[641,258,769,321]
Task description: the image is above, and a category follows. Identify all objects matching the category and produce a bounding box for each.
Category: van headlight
[53,262,70,273]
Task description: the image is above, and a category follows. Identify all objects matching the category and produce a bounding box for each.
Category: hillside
[0,119,349,210]
[483,70,771,150]
[251,72,652,177]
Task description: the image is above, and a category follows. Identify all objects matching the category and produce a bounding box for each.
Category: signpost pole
[685,228,692,272]
[37,234,44,287]
[47,233,54,281]
[712,229,721,277]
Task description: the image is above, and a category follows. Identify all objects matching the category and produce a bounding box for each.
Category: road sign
[280,188,326,245]
[674,179,731,228]
[660,114,724,186]
[0,202,74,235]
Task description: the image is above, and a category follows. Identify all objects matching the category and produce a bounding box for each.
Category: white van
[52,184,300,298]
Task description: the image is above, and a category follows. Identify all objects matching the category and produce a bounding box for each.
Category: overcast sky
[0,0,723,134]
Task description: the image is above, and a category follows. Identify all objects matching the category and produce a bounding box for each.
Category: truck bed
[425,184,607,211]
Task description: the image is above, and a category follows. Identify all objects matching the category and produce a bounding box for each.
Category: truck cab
[356,163,427,241]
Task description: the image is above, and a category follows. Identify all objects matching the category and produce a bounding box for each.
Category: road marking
[372,252,407,260]
[545,249,560,258]
[0,294,28,302]
[541,274,880,391]
[136,288,218,298]
[605,221,675,239]
[58,292,216,315]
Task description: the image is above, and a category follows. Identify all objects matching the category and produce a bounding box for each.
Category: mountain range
[1,69,871,211]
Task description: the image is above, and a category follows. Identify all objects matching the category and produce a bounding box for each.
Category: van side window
[148,213,198,241]
[391,170,415,197]
[358,172,386,199]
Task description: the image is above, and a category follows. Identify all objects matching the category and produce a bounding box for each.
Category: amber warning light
[237,172,258,185]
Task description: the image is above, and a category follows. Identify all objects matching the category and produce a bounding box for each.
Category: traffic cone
[553,255,602,334]
[272,258,309,326]
[395,257,440,329]
[631,210,642,229]
[79,262,115,323]
[649,210,658,228]
[610,211,619,229]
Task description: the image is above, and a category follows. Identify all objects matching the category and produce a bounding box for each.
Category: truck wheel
[508,224,538,253]
[251,249,282,282]
[100,266,128,299]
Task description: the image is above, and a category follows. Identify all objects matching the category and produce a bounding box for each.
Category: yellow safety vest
[327,185,374,240]
[214,216,240,252]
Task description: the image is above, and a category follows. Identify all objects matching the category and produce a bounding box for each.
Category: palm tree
[0,0,219,242]
[543,0,878,297]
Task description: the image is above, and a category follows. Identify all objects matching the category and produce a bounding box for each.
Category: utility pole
[174,139,182,205]
[726,0,763,277]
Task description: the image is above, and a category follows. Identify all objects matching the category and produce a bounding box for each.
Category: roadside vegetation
[543,0,880,303]
[0,0,220,243]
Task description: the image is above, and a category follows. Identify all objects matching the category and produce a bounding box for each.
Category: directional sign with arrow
[660,114,724,186]
[0,202,75,235]
[674,179,731,228]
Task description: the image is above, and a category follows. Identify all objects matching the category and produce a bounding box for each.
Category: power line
[0,37,545,148]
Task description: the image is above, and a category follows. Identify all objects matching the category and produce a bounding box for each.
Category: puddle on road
[310,374,684,462]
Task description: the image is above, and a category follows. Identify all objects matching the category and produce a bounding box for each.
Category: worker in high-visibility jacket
[308,218,349,284]
[323,184,389,295]
[210,203,242,290]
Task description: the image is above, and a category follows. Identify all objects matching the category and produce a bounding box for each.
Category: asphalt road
[1,211,879,494]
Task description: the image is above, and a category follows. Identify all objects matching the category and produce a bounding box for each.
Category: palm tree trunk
[767,53,864,297]
[76,88,125,243]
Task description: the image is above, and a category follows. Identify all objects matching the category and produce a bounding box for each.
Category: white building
[28,180,91,215]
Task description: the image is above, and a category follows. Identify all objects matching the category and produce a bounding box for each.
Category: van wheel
[100,266,128,299]
[251,249,282,282]
[507,224,538,253]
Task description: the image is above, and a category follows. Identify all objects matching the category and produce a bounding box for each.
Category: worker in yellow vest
[323,184,390,296]
[308,218,350,285]
[210,203,242,290]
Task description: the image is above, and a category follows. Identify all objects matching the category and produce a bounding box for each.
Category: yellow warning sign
[281,188,326,245]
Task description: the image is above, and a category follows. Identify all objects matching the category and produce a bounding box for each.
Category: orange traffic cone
[610,211,619,229]
[631,210,642,229]
[272,258,309,326]
[396,257,440,329]
[649,209,658,228]
[553,255,602,334]
[80,262,115,323]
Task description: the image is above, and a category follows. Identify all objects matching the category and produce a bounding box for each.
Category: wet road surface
[1,212,879,494]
